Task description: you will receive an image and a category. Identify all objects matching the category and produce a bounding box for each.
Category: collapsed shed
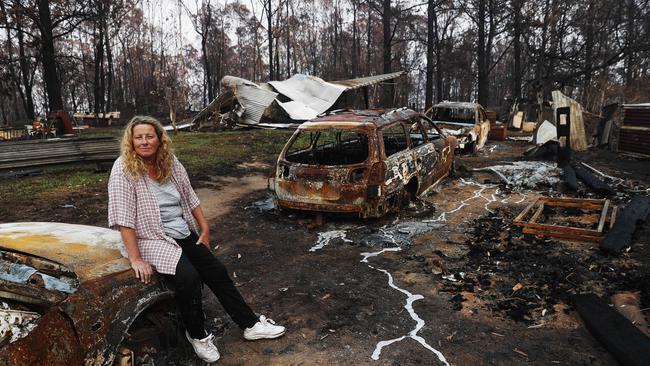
[191,71,406,128]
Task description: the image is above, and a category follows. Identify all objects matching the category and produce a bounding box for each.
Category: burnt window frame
[407,118,428,148]
[282,128,370,166]
[418,115,445,140]
[380,122,410,158]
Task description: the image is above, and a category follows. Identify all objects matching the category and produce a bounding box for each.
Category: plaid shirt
[108,155,201,275]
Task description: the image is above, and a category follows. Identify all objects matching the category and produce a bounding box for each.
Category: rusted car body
[426,102,490,153]
[0,222,172,365]
[269,109,457,218]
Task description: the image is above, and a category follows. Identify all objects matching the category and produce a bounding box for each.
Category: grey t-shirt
[147,177,191,239]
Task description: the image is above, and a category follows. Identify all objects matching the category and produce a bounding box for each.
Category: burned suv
[269,109,457,218]
[426,101,490,153]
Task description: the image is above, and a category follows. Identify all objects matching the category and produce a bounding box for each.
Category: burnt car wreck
[269,108,457,218]
[0,222,173,365]
[426,101,491,153]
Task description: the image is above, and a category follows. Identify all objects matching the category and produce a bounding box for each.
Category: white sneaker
[243,315,286,340]
[185,331,220,363]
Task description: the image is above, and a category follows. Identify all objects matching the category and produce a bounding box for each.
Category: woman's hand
[196,229,210,249]
[191,205,211,249]
[130,258,153,284]
[118,226,153,284]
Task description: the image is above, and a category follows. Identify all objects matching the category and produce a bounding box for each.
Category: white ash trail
[432,179,496,222]
[310,230,353,252]
[361,248,450,365]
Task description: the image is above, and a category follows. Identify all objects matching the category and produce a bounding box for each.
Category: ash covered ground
[5,139,649,365]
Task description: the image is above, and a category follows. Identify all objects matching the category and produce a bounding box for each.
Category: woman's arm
[118,226,153,284]
[192,205,210,249]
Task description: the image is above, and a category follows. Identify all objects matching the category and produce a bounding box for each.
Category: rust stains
[0,222,173,365]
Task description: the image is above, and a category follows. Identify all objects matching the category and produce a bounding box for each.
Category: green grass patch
[0,167,108,200]
[0,129,293,202]
[172,129,293,175]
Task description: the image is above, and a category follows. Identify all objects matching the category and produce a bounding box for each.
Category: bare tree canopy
[1,0,649,124]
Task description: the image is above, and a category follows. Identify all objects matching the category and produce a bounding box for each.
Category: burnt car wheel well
[113,296,179,365]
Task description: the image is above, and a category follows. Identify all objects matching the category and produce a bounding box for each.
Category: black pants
[164,232,258,339]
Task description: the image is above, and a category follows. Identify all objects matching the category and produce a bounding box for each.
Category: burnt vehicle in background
[269,108,457,218]
[0,222,174,365]
[426,102,490,153]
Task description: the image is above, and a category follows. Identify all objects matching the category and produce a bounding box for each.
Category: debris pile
[0,302,40,345]
[477,161,561,189]
[432,208,650,327]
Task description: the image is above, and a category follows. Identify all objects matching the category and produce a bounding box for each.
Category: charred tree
[512,0,522,100]
[381,0,393,107]
[36,0,64,112]
[476,0,488,106]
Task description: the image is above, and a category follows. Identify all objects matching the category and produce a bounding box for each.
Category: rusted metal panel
[0,223,174,365]
[271,109,456,218]
[0,309,84,366]
[0,223,129,281]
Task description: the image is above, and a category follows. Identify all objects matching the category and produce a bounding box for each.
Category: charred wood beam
[573,164,616,196]
[574,294,650,366]
[561,164,578,191]
[601,195,650,253]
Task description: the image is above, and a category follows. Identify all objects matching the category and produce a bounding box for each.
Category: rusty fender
[1,268,172,366]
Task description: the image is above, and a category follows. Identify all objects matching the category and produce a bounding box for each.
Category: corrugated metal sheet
[276,100,319,121]
[268,75,346,115]
[234,84,278,125]
[331,71,406,90]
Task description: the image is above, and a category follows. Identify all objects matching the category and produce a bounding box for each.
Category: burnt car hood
[0,222,130,282]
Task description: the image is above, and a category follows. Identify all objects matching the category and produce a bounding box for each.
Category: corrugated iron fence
[0,137,119,170]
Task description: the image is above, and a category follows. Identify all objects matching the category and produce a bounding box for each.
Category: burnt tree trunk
[512,0,522,100]
[105,21,114,113]
[426,0,444,108]
[366,4,372,76]
[265,0,274,80]
[352,1,358,77]
[285,0,291,77]
[477,0,487,105]
[381,0,393,107]
[625,0,636,83]
[581,1,595,105]
[37,0,64,112]
[93,21,105,114]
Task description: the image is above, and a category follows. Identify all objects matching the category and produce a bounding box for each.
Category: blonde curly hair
[120,116,173,182]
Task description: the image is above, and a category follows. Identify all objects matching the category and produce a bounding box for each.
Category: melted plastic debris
[0,259,77,294]
[484,161,560,189]
[40,273,77,293]
[359,221,443,247]
[0,261,37,283]
[0,302,40,344]
[245,196,277,212]
[310,230,353,252]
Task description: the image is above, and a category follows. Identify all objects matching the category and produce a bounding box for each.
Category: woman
[108,116,284,363]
